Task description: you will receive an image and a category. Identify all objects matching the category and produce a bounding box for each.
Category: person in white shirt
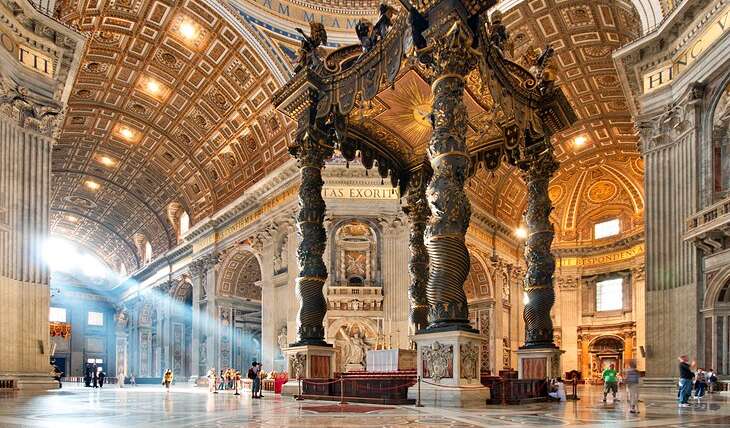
[548,378,566,402]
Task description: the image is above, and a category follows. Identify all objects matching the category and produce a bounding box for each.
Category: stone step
[640,378,677,390]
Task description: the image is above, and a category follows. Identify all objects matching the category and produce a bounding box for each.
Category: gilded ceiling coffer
[519,144,559,348]
[420,20,481,332]
[403,163,431,332]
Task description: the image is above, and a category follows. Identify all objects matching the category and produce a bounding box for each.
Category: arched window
[144,241,152,264]
[179,211,190,235]
[119,262,127,276]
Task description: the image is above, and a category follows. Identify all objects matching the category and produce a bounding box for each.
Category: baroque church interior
[1,0,730,426]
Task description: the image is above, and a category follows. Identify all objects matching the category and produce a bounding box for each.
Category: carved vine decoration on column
[519,145,559,347]
[421,21,479,331]
[403,165,431,332]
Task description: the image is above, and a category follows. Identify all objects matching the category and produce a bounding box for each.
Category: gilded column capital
[422,20,481,78]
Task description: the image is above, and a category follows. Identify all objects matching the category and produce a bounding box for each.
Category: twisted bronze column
[520,146,559,348]
[290,133,333,346]
[423,22,479,332]
[403,166,430,332]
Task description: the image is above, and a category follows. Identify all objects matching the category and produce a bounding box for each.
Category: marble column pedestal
[407,330,489,407]
[281,345,335,395]
[517,347,564,379]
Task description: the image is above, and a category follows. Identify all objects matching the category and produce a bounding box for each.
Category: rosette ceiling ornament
[274,0,576,345]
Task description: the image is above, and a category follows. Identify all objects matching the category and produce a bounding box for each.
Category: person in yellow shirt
[163,369,174,391]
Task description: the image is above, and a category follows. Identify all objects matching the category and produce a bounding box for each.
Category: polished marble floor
[0,383,728,427]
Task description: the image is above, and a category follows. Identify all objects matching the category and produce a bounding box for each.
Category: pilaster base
[281,344,335,396]
[407,330,489,407]
[9,373,58,390]
[516,347,564,379]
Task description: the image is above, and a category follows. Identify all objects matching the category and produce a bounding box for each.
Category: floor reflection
[0,384,728,427]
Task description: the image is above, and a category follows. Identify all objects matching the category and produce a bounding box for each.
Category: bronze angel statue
[355,3,396,59]
[294,22,327,73]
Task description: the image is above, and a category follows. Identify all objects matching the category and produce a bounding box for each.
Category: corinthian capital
[425,20,480,76]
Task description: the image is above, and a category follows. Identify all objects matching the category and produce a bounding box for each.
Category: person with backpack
[248,361,260,398]
[624,360,640,414]
[707,368,717,393]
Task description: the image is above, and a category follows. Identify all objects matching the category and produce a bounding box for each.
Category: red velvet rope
[420,379,487,389]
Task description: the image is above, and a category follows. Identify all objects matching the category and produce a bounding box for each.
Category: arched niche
[330,219,381,287]
[217,249,262,301]
[711,81,730,200]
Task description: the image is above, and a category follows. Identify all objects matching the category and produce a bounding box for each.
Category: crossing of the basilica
[1,0,729,426]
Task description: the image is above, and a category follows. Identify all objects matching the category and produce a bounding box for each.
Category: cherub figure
[488,11,509,51]
[294,22,327,73]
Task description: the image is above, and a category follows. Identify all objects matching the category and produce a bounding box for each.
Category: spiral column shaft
[291,134,332,346]
[521,147,559,348]
[422,21,479,332]
[404,166,430,332]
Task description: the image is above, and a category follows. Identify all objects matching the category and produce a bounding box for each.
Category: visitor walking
[248,361,260,398]
[234,371,241,396]
[129,374,136,387]
[92,364,99,388]
[208,368,218,394]
[218,369,225,391]
[163,369,174,391]
[98,371,106,388]
[257,363,264,398]
[694,368,707,400]
[678,355,695,407]
[602,363,619,403]
[84,364,91,387]
[624,360,640,414]
[707,368,717,393]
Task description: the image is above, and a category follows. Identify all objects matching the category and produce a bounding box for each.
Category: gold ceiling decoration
[51,0,293,270]
[48,0,653,269]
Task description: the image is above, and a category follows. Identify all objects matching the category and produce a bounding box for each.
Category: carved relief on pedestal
[422,341,453,382]
[460,343,479,381]
[289,353,307,379]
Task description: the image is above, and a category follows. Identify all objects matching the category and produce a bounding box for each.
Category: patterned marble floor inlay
[0,385,728,427]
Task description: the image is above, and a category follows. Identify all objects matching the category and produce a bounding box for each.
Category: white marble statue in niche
[338,325,370,371]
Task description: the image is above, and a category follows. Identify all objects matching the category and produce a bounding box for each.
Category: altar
[366,349,416,372]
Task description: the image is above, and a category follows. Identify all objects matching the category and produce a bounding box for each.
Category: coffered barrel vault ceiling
[52,0,298,270]
[468,0,646,246]
[49,0,662,271]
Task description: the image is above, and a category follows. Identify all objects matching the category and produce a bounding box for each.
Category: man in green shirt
[602,363,619,402]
